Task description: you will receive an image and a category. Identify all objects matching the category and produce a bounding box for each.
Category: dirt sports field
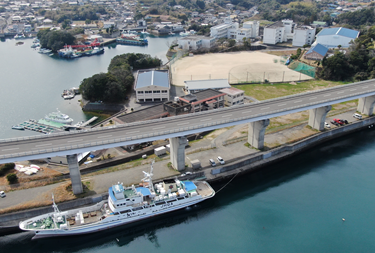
[171,51,313,86]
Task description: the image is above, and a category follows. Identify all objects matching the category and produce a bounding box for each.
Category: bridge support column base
[67,154,83,195]
[357,95,375,116]
[169,136,188,171]
[308,105,331,131]
[248,119,270,150]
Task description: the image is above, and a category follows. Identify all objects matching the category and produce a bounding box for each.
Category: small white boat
[38,48,52,54]
[45,109,73,124]
[12,125,25,130]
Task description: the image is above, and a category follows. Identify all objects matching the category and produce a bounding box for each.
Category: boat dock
[17,120,63,134]
[81,117,98,127]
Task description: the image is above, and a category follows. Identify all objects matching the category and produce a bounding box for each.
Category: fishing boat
[44,109,73,124]
[19,162,215,239]
[116,33,148,46]
[38,48,52,54]
[14,33,25,39]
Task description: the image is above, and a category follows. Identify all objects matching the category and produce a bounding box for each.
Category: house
[178,89,225,112]
[219,87,245,106]
[103,21,115,29]
[292,25,316,47]
[184,79,231,94]
[304,43,329,60]
[314,27,359,48]
[135,70,170,102]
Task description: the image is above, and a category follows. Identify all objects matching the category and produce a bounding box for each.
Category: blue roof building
[135,70,170,102]
[315,27,359,48]
[304,43,329,60]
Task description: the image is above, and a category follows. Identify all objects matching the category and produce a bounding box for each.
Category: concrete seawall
[209,116,375,181]
[1,117,374,235]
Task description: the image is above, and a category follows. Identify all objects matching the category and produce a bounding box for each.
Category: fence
[288,61,316,78]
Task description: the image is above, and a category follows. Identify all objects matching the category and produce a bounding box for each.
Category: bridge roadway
[1,79,375,163]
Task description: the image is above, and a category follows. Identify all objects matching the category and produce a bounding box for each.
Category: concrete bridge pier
[67,154,83,194]
[248,119,270,150]
[308,105,332,131]
[169,136,188,171]
[357,95,375,116]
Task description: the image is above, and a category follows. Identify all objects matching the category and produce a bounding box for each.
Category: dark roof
[179,89,225,104]
[266,21,284,29]
[116,104,167,124]
[306,43,329,56]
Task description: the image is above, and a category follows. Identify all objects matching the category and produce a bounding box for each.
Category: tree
[196,0,205,9]
[228,39,236,47]
[0,163,15,176]
[37,30,75,52]
[85,19,91,24]
[6,173,18,184]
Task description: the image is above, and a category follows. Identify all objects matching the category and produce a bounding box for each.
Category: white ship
[19,163,215,239]
[44,109,73,124]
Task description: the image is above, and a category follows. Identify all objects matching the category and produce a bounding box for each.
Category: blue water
[1,129,375,252]
[0,36,176,139]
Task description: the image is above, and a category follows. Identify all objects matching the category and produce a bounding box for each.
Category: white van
[353,113,362,120]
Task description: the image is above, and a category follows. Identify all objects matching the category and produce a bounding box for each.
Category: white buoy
[342,218,345,221]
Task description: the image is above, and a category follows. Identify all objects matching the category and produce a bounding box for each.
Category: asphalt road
[1,79,375,163]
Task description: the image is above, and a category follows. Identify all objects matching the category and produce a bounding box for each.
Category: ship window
[126,198,130,201]
[120,210,131,214]
[155,201,166,206]
[133,207,143,211]
[167,199,177,203]
[132,199,135,201]
[177,197,185,200]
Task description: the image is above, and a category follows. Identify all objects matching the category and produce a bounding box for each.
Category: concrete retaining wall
[211,117,375,176]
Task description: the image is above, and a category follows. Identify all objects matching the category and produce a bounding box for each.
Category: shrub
[0,163,15,176]
[6,173,18,184]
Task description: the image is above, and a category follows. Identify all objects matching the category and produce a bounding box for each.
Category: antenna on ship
[52,193,60,213]
[142,160,155,193]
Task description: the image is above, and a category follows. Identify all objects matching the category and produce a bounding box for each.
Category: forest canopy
[37,30,76,52]
[80,53,162,103]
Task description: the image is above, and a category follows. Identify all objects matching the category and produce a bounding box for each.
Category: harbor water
[2,37,375,252]
[0,36,176,139]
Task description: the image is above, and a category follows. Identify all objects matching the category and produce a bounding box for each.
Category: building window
[162,90,168,93]
[153,90,160,93]
[145,91,152,94]
[137,91,144,94]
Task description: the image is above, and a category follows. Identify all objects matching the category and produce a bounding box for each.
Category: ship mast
[52,193,60,213]
[142,160,155,193]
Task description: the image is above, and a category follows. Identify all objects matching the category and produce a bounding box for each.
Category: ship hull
[31,196,209,240]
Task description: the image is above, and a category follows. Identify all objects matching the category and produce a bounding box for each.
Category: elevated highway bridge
[2,79,375,193]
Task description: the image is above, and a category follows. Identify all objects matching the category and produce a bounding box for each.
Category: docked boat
[12,125,25,130]
[19,163,215,239]
[38,48,52,54]
[44,109,73,124]
[31,43,40,48]
[116,33,148,46]
[14,33,25,40]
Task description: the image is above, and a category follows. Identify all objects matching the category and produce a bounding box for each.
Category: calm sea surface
[2,37,375,252]
[0,36,176,139]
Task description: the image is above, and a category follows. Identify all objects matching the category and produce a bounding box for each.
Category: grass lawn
[235,79,350,100]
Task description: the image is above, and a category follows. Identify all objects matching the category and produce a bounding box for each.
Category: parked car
[324,122,331,128]
[209,159,216,167]
[217,156,225,165]
[331,120,338,126]
[353,113,362,120]
[0,191,6,198]
[341,119,349,124]
[333,118,344,125]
